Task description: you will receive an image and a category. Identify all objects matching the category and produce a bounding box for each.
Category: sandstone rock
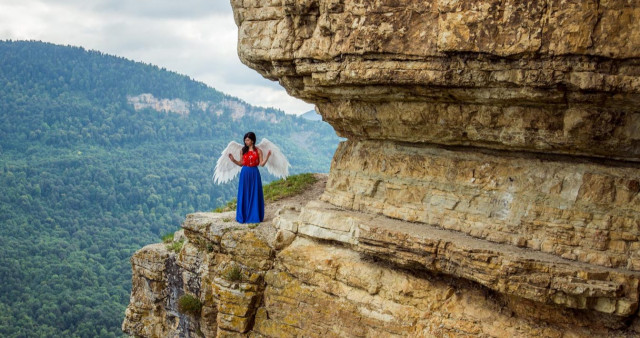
[182,211,239,245]
[221,230,274,271]
[322,139,640,270]
[257,236,631,337]
[285,199,640,316]
[272,206,300,233]
[124,205,640,337]
[124,0,640,336]
[122,243,190,337]
[273,229,296,250]
[232,0,640,160]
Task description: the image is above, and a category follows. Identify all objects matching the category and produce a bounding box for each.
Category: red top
[243,149,260,167]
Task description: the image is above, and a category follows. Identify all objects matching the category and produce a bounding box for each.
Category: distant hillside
[300,109,322,121]
[0,40,340,337]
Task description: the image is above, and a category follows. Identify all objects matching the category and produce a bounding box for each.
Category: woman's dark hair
[242,132,257,155]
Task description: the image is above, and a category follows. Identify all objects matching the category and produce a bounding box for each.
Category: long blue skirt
[236,166,264,223]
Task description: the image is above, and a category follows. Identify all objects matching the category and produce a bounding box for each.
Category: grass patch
[213,199,236,213]
[263,173,317,202]
[162,232,184,253]
[225,265,242,282]
[247,223,258,229]
[166,239,184,253]
[161,233,174,243]
[177,294,202,316]
[212,173,317,213]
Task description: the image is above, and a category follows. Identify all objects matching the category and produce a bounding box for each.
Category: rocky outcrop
[122,198,640,337]
[127,94,280,122]
[122,213,275,337]
[128,94,191,116]
[123,0,640,337]
[232,0,640,160]
[324,140,640,270]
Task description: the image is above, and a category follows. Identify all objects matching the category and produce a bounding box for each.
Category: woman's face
[244,137,253,147]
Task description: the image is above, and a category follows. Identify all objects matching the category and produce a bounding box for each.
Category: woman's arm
[228,152,243,167]
[259,148,271,167]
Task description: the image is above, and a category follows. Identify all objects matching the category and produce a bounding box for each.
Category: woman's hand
[229,153,241,166]
[259,149,271,167]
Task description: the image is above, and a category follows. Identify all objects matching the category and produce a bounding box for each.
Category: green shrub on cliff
[166,239,184,253]
[177,294,202,316]
[225,265,242,282]
[213,199,237,213]
[161,233,174,243]
[212,173,317,213]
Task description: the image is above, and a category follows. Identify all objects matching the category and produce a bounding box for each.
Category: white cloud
[224,83,315,115]
[0,0,314,115]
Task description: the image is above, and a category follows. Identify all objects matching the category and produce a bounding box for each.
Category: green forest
[0,40,340,337]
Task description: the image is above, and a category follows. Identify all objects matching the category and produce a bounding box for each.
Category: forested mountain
[0,40,340,337]
[300,109,322,121]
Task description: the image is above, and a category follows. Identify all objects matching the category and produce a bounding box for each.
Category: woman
[228,132,272,223]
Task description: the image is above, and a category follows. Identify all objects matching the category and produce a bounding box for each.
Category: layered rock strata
[229,0,639,335]
[123,206,640,337]
[123,0,640,336]
[232,0,640,160]
[324,140,640,270]
[283,200,640,316]
[122,213,276,337]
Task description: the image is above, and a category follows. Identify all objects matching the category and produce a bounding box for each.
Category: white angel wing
[257,138,290,179]
[213,141,243,184]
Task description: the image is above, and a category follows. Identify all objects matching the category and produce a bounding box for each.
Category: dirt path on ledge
[251,173,327,247]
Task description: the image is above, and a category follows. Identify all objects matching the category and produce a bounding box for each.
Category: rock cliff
[123,1,640,337]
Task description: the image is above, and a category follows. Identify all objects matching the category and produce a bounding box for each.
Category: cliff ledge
[123,0,640,336]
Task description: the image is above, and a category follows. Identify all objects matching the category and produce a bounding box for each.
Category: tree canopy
[0,40,340,337]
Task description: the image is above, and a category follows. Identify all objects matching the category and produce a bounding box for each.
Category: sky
[0,0,315,115]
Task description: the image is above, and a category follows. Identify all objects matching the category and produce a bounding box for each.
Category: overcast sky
[0,0,315,115]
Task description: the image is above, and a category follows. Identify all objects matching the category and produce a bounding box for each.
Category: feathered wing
[257,138,290,179]
[213,141,243,184]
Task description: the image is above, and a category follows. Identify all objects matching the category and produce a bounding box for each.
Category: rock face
[123,1,640,337]
[127,93,281,122]
[232,0,640,161]
[123,208,640,337]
